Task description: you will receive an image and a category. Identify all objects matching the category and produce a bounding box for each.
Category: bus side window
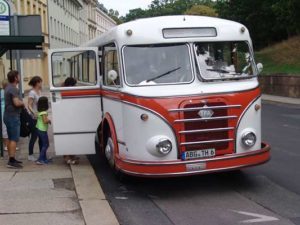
[103,44,120,87]
[52,50,97,87]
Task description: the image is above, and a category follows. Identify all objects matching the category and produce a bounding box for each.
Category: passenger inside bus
[194,42,254,80]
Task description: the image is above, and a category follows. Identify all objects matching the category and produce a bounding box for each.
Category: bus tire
[105,136,115,168]
[104,133,128,181]
[94,138,101,156]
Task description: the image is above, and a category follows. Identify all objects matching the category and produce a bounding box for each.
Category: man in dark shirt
[4,70,24,169]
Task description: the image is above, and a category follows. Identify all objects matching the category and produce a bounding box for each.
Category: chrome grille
[170,102,240,153]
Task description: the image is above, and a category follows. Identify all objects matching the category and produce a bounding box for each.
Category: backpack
[20,108,32,137]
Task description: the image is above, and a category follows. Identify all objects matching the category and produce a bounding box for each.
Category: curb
[71,156,119,225]
[262,94,300,105]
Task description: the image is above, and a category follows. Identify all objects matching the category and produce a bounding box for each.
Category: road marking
[233,210,279,223]
[115,196,128,200]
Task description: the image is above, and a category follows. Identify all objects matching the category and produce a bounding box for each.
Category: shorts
[4,115,20,142]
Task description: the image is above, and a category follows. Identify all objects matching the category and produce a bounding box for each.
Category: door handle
[51,92,62,102]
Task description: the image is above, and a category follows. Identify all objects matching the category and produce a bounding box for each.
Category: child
[36,96,51,165]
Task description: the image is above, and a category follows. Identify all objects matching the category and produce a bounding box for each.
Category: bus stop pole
[13,14,23,97]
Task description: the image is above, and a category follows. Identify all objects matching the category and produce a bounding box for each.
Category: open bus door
[48,47,101,155]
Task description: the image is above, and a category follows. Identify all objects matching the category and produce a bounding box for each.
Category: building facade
[0,0,116,90]
[96,3,116,36]
[48,0,82,49]
[0,0,49,89]
[79,0,96,43]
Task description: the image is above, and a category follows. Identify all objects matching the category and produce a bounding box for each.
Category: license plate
[182,148,215,160]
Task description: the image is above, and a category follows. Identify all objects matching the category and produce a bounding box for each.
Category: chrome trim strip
[119,160,269,177]
[62,95,100,99]
[116,144,270,166]
[54,131,96,135]
[117,140,126,146]
[179,127,234,134]
[181,138,234,146]
[100,85,259,100]
[169,105,242,112]
[174,115,237,123]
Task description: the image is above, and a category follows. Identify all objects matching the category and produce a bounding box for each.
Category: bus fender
[101,113,119,157]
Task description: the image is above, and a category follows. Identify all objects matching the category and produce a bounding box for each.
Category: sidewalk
[0,128,119,225]
[262,94,300,105]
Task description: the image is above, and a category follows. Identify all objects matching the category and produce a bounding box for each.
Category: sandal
[71,159,79,165]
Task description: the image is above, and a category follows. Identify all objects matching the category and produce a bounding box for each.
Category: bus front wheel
[105,137,115,168]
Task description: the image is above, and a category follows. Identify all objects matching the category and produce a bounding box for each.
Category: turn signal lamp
[255,104,261,111]
[141,114,149,121]
[126,29,133,36]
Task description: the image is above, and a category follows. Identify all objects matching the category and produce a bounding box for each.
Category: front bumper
[115,143,270,177]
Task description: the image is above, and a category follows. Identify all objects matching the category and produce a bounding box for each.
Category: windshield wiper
[206,68,230,73]
[146,67,181,83]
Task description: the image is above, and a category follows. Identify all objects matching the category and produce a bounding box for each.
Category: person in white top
[27,76,43,161]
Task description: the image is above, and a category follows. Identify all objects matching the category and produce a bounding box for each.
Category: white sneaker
[28,155,36,161]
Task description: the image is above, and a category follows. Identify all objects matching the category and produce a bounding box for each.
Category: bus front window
[194,42,256,80]
[123,44,193,85]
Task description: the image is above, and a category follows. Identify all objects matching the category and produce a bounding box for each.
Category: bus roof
[84,15,252,47]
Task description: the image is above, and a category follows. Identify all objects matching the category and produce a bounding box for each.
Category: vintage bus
[49,16,270,177]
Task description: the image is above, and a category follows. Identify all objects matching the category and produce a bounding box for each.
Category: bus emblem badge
[198,105,214,118]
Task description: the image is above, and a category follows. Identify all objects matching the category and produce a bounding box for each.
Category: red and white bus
[49,16,270,177]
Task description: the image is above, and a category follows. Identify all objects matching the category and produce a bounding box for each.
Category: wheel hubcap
[105,137,114,167]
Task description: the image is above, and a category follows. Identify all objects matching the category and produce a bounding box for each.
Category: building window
[50,17,53,34]
[43,10,47,33]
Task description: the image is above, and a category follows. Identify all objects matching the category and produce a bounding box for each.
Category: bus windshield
[194,41,256,80]
[123,44,193,85]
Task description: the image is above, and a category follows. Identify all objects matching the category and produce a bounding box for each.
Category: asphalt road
[89,101,300,225]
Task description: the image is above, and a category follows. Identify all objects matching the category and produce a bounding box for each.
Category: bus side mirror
[257,63,263,74]
[107,70,118,83]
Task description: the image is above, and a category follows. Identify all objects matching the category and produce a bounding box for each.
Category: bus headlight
[242,131,256,147]
[156,138,172,155]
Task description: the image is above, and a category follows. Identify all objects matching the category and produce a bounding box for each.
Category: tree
[123,0,216,22]
[98,3,108,13]
[272,0,300,37]
[215,0,293,49]
[124,8,147,22]
[108,9,123,24]
[185,5,218,17]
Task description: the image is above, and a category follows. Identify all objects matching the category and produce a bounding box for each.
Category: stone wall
[259,75,300,98]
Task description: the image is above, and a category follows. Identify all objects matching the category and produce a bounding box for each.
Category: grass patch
[255,36,300,75]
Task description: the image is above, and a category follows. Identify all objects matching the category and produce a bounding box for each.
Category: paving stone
[0,197,80,214]
[0,171,15,181]
[12,170,72,181]
[80,200,119,225]
[0,188,76,200]
[0,179,54,190]
[0,212,85,225]
[71,158,106,200]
